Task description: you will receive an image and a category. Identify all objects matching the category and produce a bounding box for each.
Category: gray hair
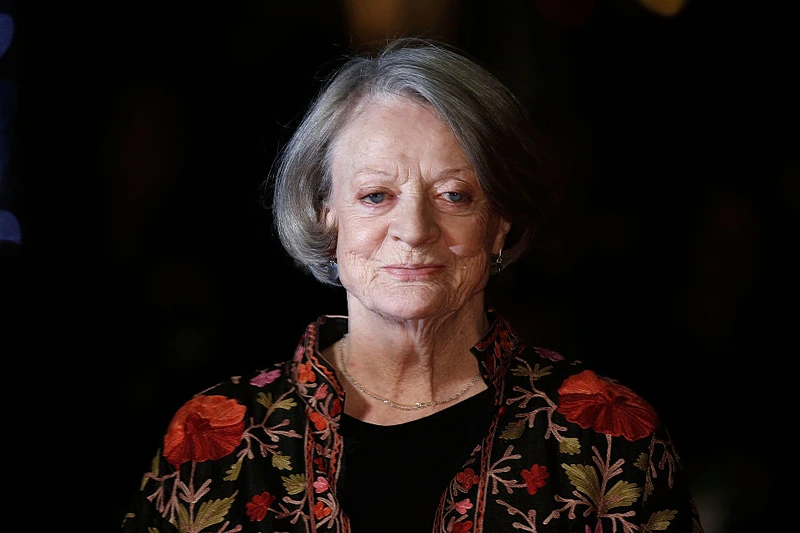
[268,37,558,286]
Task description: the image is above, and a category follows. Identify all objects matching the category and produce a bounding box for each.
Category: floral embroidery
[246,491,276,521]
[163,394,246,467]
[330,397,342,417]
[313,501,332,519]
[534,346,565,362]
[251,369,281,387]
[309,411,328,431]
[520,464,549,495]
[298,362,316,383]
[123,313,702,533]
[449,520,473,532]
[454,498,473,514]
[556,369,659,441]
[313,476,330,493]
[456,468,480,490]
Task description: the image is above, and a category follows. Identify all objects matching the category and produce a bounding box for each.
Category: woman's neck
[323,300,490,425]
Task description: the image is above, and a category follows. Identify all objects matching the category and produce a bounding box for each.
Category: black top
[338,387,495,533]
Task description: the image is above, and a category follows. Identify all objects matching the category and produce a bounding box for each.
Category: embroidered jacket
[120,312,704,532]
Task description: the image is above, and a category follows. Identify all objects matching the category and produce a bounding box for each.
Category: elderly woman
[121,38,704,533]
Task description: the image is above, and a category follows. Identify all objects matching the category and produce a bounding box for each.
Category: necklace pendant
[415,402,423,409]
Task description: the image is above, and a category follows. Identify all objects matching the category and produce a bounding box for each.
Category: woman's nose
[389,194,440,247]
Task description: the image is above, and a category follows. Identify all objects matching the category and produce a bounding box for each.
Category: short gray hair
[268,37,558,286]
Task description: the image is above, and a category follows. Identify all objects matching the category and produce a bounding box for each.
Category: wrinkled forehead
[328,92,452,160]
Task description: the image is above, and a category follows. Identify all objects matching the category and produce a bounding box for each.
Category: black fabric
[338,387,495,533]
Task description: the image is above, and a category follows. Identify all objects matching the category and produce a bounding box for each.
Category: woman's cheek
[447,241,488,258]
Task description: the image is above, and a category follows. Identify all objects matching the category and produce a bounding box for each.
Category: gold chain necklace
[338,334,482,411]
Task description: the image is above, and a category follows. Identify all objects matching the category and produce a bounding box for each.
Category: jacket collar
[289,310,525,413]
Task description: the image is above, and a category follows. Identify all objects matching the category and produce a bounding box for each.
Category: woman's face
[326,97,510,322]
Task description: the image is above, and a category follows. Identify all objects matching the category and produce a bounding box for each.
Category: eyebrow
[351,166,475,178]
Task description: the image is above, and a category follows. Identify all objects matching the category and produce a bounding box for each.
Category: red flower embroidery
[163,395,246,467]
[329,398,342,417]
[245,491,276,522]
[309,411,328,431]
[298,362,316,383]
[556,369,659,441]
[455,468,480,490]
[313,501,332,519]
[450,520,473,533]
[520,464,549,495]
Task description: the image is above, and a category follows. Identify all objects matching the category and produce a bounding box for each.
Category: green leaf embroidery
[562,463,600,500]
[644,475,655,500]
[510,364,532,377]
[605,480,642,511]
[176,504,190,533]
[531,363,553,380]
[151,450,161,476]
[192,492,238,531]
[257,392,273,409]
[510,363,553,379]
[500,421,525,440]
[647,509,678,531]
[272,453,292,470]
[274,398,298,410]
[224,459,243,481]
[282,474,307,495]
[559,437,581,455]
[634,452,649,471]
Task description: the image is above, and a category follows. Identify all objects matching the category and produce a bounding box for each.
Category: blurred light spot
[637,0,689,17]
[342,0,458,46]
[0,209,21,244]
[0,14,13,58]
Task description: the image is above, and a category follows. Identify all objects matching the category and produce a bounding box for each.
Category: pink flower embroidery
[534,347,565,362]
[313,476,329,493]
[454,498,473,514]
[314,384,329,399]
[250,369,281,387]
[294,344,305,361]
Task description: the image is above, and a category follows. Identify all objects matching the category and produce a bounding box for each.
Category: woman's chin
[364,294,457,322]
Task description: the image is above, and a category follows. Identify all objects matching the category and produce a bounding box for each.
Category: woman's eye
[443,191,467,203]
[362,192,386,204]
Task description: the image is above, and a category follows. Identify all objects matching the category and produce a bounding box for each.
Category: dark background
[3,1,797,531]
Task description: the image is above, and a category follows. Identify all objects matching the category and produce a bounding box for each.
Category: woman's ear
[492,217,512,254]
[322,203,337,230]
